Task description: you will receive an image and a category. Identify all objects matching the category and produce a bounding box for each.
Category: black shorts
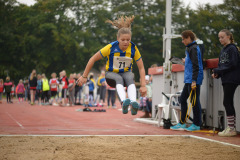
[51,91,57,97]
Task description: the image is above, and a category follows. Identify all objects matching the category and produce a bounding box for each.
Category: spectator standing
[107,83,116,108]
[4,77,13,103]
[0,79,4,103]
[10,80,15,100]
[61,70,69,106]
[94,74,101,106]
[88,74,96,107]
[36,74,43,105]
[49,72,59,106]
[29,70,38,105]
[68,74,75,106]
[42,73,50,105]
[99,71,106,107]
[74,73,81,105]
[24,79,29,101]
[16,79,25,103]
[212,29,240,137]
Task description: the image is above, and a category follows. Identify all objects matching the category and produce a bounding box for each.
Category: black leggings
[223,83,238,116]
[6,92,11,102]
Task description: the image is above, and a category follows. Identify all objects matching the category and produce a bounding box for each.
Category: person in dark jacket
[4,76,13,103]
[171,30,203,131]
[29,70,38,105]
[212,29,240,137]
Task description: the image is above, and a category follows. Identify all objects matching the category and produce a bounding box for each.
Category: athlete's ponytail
[106,15,135,38]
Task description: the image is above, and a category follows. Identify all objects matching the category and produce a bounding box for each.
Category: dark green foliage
[0,0,239,82]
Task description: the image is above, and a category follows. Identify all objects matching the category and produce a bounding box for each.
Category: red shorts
[30,87,36,90]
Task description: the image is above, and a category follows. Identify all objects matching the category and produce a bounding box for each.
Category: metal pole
[163,0,172,95]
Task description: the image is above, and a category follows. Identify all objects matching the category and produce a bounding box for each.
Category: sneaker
[185,124,200,131]
[122,99,131,114]
[130,101,139,115]
[218,126,237,137]
[170,123,187,131]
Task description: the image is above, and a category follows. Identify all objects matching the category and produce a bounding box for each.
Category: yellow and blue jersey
[100,41,142,73]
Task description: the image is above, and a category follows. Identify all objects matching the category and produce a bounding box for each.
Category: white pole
[163,0,172,95]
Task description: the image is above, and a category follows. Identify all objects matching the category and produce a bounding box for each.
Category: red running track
[0,99,239,146]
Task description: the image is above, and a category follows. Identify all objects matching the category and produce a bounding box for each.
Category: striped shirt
[100,41,141,73]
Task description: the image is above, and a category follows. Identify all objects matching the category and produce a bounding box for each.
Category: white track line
[0,135,239,148]
[190,135,240,148]
[6,112,25,129]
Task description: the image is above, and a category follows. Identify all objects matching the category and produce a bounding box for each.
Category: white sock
[127,84,136,102]
[116,84,126,102]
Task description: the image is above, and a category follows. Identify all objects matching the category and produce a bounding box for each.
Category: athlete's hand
[76,76,87,86]
[139,86,147,97]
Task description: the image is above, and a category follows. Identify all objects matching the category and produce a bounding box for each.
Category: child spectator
[94,74,101,107]
[88,74,95,107]
[58,71,63,104]
[24,79,29,101]
[42,73,50,105]
[4,77,13,103]
[49,72,59,106]
[74,73,81,105]
[36,74,43,105]
[61,70,69,106]
[16,79,25,103]
[29,70,38,105]
[140,75,152,118]
[107,83,116,108]
[0,79,4,103]
[68,74,75,106]
[11,80,15,99]
[99,71,106,107]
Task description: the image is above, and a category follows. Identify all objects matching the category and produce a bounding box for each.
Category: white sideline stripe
[0,135,239,148]
[6,112,25,129]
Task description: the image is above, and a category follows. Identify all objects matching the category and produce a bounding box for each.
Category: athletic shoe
[130,101,139,115]
[122,98,131,114]
[170,123,187,131]
[185,124,200,131]
[218,126,237,137]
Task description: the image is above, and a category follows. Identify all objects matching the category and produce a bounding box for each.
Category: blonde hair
[0,79,3,83]
[6,76,10,81]
[19,79,23,83]
[106,15,135,38]
[220,29,234,44]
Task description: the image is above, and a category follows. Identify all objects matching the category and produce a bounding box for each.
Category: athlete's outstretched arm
[77,51,102,86]
[136,58,147,96]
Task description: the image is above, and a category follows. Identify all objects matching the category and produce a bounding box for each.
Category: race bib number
[52,84,57,88]
[113,56,132,69]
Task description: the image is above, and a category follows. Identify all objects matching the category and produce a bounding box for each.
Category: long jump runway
[0,99,239,146]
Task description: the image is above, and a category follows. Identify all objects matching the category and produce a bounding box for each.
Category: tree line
[0,0,239,82]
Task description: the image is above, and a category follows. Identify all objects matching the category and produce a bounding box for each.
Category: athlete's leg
[105,72,126,102]
[121,72,136,101]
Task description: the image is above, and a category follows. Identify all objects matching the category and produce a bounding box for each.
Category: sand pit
[0,136,239,160]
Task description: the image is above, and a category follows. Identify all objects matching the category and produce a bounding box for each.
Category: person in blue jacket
[212,29,240,137]
[171,30,203,131]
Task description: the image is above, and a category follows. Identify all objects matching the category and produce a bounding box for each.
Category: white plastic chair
[157,93,181,127]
